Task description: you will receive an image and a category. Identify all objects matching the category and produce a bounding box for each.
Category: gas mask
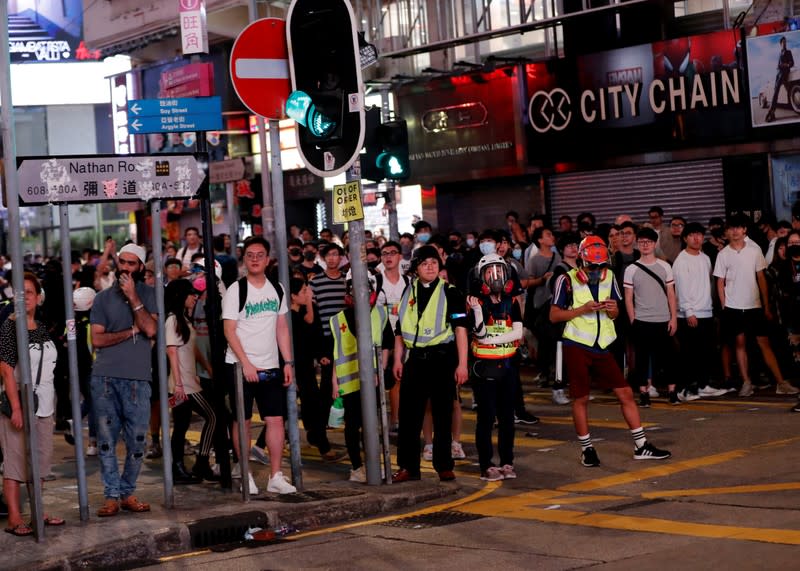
[482,263,508,295]
[586,264,604,285]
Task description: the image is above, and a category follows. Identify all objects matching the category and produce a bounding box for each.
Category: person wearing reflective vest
[550,236,671,468]
[466,254,523,482]
[392,246,469,483]
[330,281,393,483]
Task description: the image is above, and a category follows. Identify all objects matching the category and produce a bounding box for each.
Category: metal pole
[348,163,381,485]
[151,200,174,508]
[0,2,44,541]
[59,206,89,522]
[226,181,239,248]
[379,87,399,241]
[269,118,303,490]
[375,345,391,484]
[234,363,250,502]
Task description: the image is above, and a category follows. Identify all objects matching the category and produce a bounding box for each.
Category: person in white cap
[89,243,158,517]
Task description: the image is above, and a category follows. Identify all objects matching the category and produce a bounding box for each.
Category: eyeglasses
[381,250,400,257]
[637,239,655,245]
[245,252,267,260]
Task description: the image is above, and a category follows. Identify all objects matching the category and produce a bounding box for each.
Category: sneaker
[581,447,601,467]
[668,391,679,405]
[145,443,162,459]
[647,385,660,398]
[249,445,270,465]
[793,400,800,413]
[480,467,504,481]
[239,471,259,495]
[267,471,297,494]
[349,466,366,483]
[677,390,701,402]
[514,411,539,425]
[739,382,754,397]
[639,392,651,408]
[633,442,671,460]
[776,382,800,395]
[470,401,478,411]
[389,423,399,437]
[499,464,517,479]
[552,389,570,405]
[86,445,98,457]
[231,462,242,479]
[451,441,466,460]
[698,386,728,398]
[64,419,75,446]
[422,444,433,461]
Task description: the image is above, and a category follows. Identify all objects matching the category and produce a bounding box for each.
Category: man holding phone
[550,236,670,468]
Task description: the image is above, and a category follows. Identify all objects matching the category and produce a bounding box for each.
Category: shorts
[563,343,627,399]
[225,363,287,420]
[721,307,768,342]
[0,414,54,482]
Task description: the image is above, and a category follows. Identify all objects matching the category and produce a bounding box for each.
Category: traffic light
[360,107,383,183]
[286,0,365,178]
[376,120,410,181]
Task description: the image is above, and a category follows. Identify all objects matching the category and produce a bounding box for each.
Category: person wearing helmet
[329,278,393,483]
[550,236,671,467]
[467,254,523,481]
[70,287,99,456]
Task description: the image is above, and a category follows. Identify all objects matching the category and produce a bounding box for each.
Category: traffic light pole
[379,87,399,241]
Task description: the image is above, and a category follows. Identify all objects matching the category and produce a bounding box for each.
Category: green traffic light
[286,90,337,138]
[376,151,408,179]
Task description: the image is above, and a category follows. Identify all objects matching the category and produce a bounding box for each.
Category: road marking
[642,482,800,499]
[458,432,565,449]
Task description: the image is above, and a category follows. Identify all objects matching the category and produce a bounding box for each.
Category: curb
[31,482,459,570]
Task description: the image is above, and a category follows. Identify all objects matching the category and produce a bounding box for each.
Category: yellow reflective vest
[330,305,388,395]
[397,279,455,348]
[562,269,617,349]
[471,308,518,360]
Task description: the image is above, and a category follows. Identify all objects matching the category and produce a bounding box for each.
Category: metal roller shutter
[548,160,725,227]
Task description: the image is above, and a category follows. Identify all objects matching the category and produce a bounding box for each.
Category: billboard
[9,0,100,63]
[746,29,800,128]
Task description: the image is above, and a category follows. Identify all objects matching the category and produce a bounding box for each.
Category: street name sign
[127,96,223,134]
[17,154,209,205]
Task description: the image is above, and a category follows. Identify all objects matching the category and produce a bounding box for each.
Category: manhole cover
[259,488,365,503]
[380,510,485,529]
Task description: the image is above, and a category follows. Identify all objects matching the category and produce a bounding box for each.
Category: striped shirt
[310,272,347,337]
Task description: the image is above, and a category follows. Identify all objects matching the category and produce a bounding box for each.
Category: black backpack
[236,274,284,313]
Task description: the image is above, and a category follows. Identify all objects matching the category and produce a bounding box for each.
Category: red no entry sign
[230,18,290,120]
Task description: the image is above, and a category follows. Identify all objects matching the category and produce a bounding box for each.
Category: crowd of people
[1,204,800,535]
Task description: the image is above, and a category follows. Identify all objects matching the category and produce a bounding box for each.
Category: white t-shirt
[672,250,713,319]
[222,278,288,369]
[177,245,202,270]
[165,315,201,394]
[713,244,767,309]
[377,272,409,329]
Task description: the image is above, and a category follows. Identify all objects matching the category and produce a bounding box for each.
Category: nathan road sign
[230,18,290,119]
[127,96,223,134]
[17,154,209,205]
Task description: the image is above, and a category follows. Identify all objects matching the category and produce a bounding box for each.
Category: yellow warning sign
[332,181,364,223]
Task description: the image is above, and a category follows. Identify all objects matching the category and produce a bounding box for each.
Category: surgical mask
[289,248,302,257]
[367,260,380,269]
[401,243,412,256]
[789,245,800,258]
[512,248,522,260]
[466,238,476,248]
[479,242,496,256]
[417,232,430,244]
[303,251,316,262]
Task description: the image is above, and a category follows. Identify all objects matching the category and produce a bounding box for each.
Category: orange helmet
[578,235,609,265]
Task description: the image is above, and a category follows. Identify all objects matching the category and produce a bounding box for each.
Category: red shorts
[563,343,627,399]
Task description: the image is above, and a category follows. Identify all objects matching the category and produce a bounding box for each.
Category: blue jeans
[91,376,151,500]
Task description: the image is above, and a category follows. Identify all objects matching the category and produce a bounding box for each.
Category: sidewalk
[1,427,463,571]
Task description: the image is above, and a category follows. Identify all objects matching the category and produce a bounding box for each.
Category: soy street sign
[17,153,209,205]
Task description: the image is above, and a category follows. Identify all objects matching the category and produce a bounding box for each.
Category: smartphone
[257,370,278,383]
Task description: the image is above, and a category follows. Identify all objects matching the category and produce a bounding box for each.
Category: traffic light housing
[376,120,410,181]
[286,0,365,178]
[360,107,383,183]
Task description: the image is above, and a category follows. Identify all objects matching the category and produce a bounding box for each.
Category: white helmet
[192,257,222,280]
[73,287,96,311]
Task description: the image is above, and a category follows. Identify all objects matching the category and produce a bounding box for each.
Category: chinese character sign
[332,181,364,224]
[179,0,209,55]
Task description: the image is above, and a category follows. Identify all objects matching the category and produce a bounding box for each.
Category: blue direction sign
[127,96,223,134]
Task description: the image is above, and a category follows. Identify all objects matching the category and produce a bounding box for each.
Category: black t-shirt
[394,277,468,337]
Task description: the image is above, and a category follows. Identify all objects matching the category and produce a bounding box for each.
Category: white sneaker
[697,386,728,398]
[500,464,517,479]
[349,466,366,483]
[239,471,259,495]
[249,445,270,465]
[422,444,433,461]
[552,389,570,405]
[776,382,800,395]
[231,463,242,479]
[86,445,98,456]
[739,382,754,397]
[267,471,296,494]
[677,390,701,402]
[451,441,466,460]
[647,385,660,398]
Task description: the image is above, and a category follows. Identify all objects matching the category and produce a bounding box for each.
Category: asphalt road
[152,386,800,570]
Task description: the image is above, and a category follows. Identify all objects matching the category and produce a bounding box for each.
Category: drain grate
[188,510,269,549]
[380,510,485,529]
[259,489,365,503]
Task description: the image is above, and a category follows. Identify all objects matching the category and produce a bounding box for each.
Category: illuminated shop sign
[9,0,100,63]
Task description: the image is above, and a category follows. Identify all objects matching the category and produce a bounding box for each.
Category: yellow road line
[457,432,565,449]
[642,482,800,499]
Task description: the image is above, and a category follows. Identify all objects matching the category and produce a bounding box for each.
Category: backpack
[236,274,284,314]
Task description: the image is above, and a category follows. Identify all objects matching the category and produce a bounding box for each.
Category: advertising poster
[771,154,800,221]
[746,29,800,127]
[8,0,100,62]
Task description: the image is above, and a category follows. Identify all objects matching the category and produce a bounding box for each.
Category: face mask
[466,238,476,248]
[449,240,459,248]
[401,243,412,256]
[303,251,316,262]
[512,248,523,260]
[417,232,430,244]
[479,242,496,256]
[367,260,380,269]
[789,245,800,258]
[289,248,302,257]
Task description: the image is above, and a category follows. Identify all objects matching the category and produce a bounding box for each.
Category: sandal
[43,516,65,526]
[5,523,33,537]
[120,495,150,513]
